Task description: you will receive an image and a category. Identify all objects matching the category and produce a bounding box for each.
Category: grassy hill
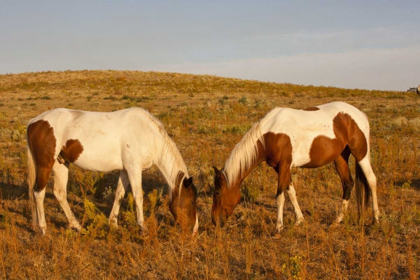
[0,70,419,279]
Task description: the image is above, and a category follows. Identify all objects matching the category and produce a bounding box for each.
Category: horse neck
[154,136,188,192]
[225,140,266,189]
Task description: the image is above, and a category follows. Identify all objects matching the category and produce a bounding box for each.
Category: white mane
[223,121,265,187]
[141,109,188,190]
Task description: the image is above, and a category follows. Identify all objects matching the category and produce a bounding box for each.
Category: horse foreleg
[287,183,304,226]
[126,168,148,233]
[109,170,130,227]
[334,200,350,225]
[53,161,81,231]
[276,192,285,232]
[275,162,291,233]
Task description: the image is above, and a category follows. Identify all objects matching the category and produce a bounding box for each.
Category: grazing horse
[212,102,379,232]
[27,107,198,235]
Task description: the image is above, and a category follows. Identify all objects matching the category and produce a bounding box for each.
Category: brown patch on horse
[59,139,84,163]
[302,113,367,168]
[27,120,56,192]
[262,132,293,167]
[262,133,293,194]
[302,107,319,111]
[342,114,368,161]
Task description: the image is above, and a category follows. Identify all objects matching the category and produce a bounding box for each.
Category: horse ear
[213,166,221,177]
[183,177,193,188]
[214,181,222,194]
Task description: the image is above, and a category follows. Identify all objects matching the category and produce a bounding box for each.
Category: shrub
[82,198,109,239]
[241,182,260,204]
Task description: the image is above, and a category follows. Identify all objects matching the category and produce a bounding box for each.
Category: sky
[1,1,419,91]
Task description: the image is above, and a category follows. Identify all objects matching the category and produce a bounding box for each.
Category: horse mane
[223,121,265,187]
[139,108,189,190]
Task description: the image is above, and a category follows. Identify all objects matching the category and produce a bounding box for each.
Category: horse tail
[355,160,371,225]
[27,145,38,230]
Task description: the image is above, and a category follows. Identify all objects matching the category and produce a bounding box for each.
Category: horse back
[261,102,370,168]
[27,108,163,172]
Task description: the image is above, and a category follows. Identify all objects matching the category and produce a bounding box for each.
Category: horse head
[169,176,198,234]
[211,166,241,227]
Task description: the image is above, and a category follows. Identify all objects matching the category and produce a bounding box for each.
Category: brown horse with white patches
[212,102,379,232]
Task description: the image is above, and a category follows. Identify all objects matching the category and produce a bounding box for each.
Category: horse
[212,101,379,232]
[27,107,198,235]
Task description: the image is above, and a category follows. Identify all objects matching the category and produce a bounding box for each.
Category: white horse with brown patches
[27,107,198,235]
[212,101,379,232]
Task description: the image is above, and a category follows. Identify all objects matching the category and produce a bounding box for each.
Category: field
[0,70,419,279]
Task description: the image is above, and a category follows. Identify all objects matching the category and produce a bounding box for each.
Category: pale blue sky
[1,1,419,90]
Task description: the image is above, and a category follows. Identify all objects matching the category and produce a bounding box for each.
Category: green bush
[241,182,260,204]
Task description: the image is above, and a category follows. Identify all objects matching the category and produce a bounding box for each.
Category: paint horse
[27,107,198,235]
[212,102,379,232]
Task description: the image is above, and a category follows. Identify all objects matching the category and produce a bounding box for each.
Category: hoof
[192,221,199,236]
[294,217,304,227]
[334,213,345,225]
[140,226,149,236]
[271,226,283,237]
[70,224,82,232]
[38,226,47,235]
[109,219,119,229]
[329,222,341,229]
[331,218,342,226]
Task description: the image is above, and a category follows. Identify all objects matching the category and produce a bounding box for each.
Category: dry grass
[0,70,419,279]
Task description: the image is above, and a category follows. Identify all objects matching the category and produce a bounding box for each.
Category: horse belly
[290,127,336,167]
[67,139,123,172]
[296,135,344,168]
[73,153,123,172]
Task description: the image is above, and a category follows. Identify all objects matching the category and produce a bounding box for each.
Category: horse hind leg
[357,156,379,223]
[348,129,379,223]
[33,162,55,235]
[109,170,130,227]
[33,185,47,235]
[333,147,354,224]
[52,161,81,231]
[28,119,57,234]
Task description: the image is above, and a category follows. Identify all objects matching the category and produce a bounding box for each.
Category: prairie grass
[0,70,419,279]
